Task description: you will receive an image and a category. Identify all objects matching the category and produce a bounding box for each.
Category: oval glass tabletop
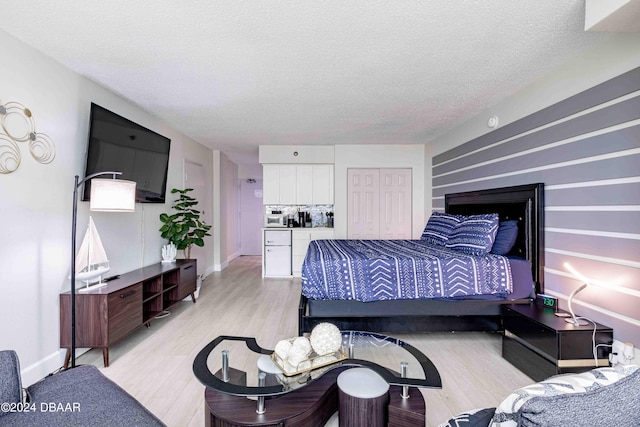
[193,331,442,397]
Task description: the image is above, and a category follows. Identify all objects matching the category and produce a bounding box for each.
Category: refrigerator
[264,229,292,276]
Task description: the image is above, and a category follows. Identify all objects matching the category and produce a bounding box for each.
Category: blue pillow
[421,212,461,246]
[491,220,519,255]
[445,213,499,255]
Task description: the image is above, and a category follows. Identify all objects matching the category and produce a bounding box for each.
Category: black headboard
[445,183,544,293]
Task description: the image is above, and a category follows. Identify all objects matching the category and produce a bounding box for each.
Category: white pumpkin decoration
[274,339,292,360]
[291,336,312,356]
[310,322,342,355]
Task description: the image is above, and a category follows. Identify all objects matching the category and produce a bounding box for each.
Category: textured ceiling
[0,1,613,165]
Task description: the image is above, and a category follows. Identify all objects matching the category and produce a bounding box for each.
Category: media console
[60,259,197,368]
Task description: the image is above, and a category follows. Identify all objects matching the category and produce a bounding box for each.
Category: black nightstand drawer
[504,314,558,359]
[502,304,613,381]
[502,334,557,382]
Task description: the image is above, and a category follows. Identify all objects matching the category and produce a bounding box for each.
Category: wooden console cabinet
[60,259,197,367]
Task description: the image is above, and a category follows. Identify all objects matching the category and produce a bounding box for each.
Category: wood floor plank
[77,255,534,427]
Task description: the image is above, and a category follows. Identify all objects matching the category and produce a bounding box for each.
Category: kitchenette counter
[262,228,335,277]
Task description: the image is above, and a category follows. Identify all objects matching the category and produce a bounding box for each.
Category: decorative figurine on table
[161,242,177,263]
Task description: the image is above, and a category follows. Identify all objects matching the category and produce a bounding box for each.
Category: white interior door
[347,169,380,239]
[240,179,264,255]
[347,168,412,239]
[379,169,412,239]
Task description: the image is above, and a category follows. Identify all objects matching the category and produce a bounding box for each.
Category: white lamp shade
[89,178,136,212]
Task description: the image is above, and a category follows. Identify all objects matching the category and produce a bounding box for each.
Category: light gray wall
[0,29,214,385]
[427,33,640,346]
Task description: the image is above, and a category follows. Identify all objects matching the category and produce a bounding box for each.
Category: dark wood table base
[204,367,426,427]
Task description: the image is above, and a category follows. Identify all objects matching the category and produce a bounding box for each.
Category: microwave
[265,213,287,227]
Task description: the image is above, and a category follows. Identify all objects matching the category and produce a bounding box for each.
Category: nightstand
[502,304,613,382]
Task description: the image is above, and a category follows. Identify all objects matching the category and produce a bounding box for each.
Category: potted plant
[159,188,212,259]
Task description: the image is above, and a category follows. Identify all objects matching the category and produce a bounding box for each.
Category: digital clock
[535,293,558,310]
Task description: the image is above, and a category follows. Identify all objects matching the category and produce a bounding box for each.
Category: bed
[298,183,544,334]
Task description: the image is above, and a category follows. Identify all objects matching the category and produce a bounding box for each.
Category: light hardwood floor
[77,255,534,427]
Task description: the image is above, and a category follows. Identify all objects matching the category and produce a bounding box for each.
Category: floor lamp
[69,171,136,368]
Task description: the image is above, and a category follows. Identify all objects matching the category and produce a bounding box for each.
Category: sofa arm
[490,365,640,427]
[0,350,23,419]
[25,365,164,427]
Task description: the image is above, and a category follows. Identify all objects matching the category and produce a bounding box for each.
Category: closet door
[347,168,412,239]
[347,169,380,239]
[379,169,412,239]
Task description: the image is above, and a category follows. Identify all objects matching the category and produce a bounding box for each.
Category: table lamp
[563,262,591,326]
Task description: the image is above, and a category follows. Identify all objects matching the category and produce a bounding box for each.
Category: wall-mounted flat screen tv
[82,103,171,203]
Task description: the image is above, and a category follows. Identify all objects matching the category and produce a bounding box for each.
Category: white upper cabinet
[262,165,280,204]
[278,165,297,204]
[263,164,334,205]
[312,164,334,205]
[296,165,313,205]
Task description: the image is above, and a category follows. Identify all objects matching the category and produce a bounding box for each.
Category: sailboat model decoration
[75,216,110,292]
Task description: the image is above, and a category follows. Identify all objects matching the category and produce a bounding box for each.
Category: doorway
[239,178,263,255]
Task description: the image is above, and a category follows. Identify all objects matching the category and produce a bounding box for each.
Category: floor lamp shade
[89,179,136,211]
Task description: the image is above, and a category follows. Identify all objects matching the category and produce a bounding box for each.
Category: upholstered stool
[337,367,390,427]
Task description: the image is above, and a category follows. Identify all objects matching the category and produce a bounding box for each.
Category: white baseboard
[20,348,88,387]
[211,252,243,272]
[204,265,216,276]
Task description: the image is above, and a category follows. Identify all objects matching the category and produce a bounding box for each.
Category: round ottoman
[337,367,390,427]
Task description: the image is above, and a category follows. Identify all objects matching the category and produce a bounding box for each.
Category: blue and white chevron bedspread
[301,239,512,302]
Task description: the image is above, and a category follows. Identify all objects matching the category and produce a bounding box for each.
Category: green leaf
[159,187,211,253]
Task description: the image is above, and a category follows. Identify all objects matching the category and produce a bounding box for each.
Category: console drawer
[108,285,142,343]
[178,261,197,299]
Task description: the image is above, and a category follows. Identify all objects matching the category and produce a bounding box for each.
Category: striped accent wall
[431,67,640,345]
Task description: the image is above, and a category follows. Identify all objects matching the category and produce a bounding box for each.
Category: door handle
[120,290,136,299]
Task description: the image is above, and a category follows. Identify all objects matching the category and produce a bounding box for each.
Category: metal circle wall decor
[0,134,21,174]
[29,132,55,164]
[0,98,56,174]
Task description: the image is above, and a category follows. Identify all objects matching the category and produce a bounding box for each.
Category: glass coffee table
[193,331,441,427]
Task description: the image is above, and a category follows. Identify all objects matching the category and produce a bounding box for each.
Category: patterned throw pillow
[421,212,461,246]
[439,407,496,427]
[445,213,499,255]
[490,365,640,427]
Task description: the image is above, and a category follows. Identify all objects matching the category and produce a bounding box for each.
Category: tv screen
[82,103,171,203]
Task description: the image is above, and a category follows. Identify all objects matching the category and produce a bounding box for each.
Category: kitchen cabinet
[278,165,297,204]
[311,164,334,204]
[292,228,334,277]
[262,164,280,204]
[296,165,313,204]
[263,164,334,205]
[263,229,292,277]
